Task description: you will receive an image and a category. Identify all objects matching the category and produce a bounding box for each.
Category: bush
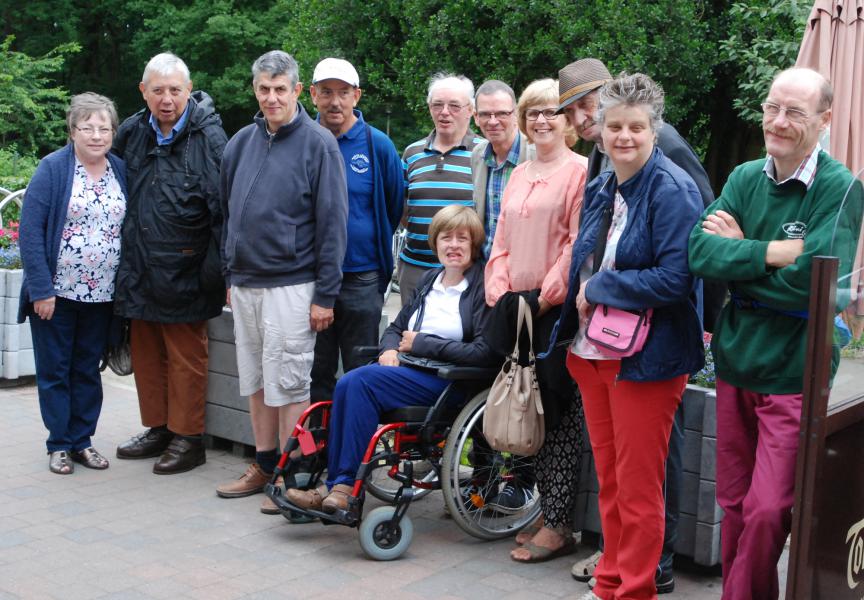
[689,332,716,389]
[0,147,37,191]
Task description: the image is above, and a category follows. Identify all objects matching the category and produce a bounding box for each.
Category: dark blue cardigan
[18,143,127,323]
[546,147,704,381]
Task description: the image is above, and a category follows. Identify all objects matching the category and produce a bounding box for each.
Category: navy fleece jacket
[220,103,348,307]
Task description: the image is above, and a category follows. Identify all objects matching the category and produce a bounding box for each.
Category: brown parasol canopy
[796,0,863,176]
[798,0,864,333]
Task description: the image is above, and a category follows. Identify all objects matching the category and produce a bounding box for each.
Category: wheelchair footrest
[264,483,360,527]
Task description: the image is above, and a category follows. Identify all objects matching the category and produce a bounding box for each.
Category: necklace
[527,152,570,182]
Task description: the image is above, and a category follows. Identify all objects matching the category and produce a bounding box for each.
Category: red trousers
[715,378,800,600]
[130,320,208,435]
[567,353,686,600]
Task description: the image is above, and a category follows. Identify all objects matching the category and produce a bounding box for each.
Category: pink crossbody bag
[585,305,653,357]
[584,195,653,358]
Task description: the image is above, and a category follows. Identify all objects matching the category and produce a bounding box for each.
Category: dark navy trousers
[325,364,453,488]
[29,298,113,452]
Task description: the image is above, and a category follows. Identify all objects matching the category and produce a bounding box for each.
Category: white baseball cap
[312,58,359,87]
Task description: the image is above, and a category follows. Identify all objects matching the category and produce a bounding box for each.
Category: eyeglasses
[476,110,514,121]
[75,126,113,137]
[761,102,823,124]
[525,108,560,121]
[430,102,470,114]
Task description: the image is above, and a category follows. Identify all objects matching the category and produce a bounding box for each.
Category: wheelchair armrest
[351,346,380,365]
[436,365,500,381]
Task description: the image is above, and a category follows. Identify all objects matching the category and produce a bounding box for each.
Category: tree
[0,36,79,156]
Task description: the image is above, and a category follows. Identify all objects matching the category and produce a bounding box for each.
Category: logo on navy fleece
[350,153,370,174]
[782,221,807,239]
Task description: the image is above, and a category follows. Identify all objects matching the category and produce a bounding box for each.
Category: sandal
[572,549,603,581]
[511,526,576,563]
[49,450,74,475]
[72,447,109,470]
[515,514,544,545]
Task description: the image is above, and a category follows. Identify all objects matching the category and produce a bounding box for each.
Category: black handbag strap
[592,204,613,274]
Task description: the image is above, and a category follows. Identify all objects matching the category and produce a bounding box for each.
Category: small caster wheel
[358,506,414,560]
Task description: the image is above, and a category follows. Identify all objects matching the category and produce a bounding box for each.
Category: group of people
[18,44,861,600]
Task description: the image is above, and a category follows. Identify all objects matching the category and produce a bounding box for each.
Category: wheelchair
[264,359,542,560]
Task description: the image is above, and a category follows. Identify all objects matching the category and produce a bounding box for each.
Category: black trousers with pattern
[534,392,585,529]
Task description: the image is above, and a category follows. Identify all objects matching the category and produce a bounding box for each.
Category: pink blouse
[484,152,587,307]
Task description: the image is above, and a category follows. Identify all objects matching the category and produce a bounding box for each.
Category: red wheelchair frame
[264,364,498,560]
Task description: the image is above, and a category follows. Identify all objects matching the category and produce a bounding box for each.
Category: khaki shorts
[231,283,316,407]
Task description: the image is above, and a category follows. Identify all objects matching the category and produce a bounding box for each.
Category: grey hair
[597,72,665,132]
[475,79,516,106]
[252,50,299,87]
[142,53,190,85]
[67,92,119,138]
[427,73,475,109]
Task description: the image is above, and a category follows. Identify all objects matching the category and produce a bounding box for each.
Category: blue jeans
[325,364,454,488]
[311,270,384,402]
[28,298,113,452]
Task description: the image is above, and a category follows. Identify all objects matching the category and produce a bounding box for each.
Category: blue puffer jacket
[545,146,704,381]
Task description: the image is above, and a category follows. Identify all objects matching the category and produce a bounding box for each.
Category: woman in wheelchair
[286,204,494,513]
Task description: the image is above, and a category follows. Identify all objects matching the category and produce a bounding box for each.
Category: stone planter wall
[205,309,255,448]
[0,269,35,380]
[572,384,721,567]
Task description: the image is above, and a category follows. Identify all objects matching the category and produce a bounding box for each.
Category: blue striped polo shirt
[400,130,483,268]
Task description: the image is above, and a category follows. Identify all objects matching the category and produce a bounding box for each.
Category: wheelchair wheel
[366,431,437,503]
[358,506,414,560]
[441,389,542,540]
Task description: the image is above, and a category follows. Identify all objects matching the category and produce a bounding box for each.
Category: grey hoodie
[220,103,348,307]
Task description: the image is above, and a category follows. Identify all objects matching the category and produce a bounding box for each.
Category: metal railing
[0,187,24,228]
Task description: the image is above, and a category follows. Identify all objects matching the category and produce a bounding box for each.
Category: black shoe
[655,567,675,594]
[153,436,205,474]
[485,483,535,514]
[116,428,174,459]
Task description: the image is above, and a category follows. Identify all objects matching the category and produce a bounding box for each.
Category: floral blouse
[53,159,126,302]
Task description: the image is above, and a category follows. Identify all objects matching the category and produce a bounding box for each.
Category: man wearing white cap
[308,58,404,402]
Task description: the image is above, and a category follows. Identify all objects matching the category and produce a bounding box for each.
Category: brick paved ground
[0,376,732,600]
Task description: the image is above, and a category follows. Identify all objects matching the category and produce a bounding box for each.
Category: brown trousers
[130,320,208,435]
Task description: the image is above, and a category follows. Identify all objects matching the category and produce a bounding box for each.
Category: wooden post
[786,256,838,599]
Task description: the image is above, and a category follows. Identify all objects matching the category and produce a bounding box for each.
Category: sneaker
[577,592,601,600]
[485,483,535,514]
[216,463,270,498]
[655,567,675,594]
[572,550,603,581]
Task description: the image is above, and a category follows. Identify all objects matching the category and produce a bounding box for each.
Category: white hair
[142,53,191,85]
[426,73,475,109]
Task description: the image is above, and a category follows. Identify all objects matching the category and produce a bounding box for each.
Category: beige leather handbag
[483,296,545,456]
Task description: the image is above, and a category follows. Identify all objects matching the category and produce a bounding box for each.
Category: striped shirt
[763,144,821,190]
[400,130,483,268]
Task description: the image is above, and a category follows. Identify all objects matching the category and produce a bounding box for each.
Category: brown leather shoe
[216,462,270,498]
[260,477,284,515]
[285,487,325,510]
[116,428,173,459]
[321,484,353,513]
[152,436,205,475]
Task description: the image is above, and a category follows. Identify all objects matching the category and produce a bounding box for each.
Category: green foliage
[0,36,80,156]
[0,0,813,187]
[0,148,38,191]
[719,0,810,125]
